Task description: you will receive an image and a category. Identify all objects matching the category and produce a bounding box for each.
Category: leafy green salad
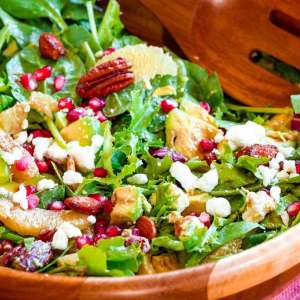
[0,0,300,276]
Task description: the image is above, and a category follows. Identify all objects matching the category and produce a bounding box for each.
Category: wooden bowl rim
[0,223,299,299]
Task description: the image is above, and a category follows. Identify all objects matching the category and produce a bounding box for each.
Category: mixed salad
[0,0,300,277]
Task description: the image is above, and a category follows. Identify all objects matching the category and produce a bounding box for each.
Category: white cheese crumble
[277,170,289,180]
[14,131,28,145]
[87,215,96,224]
[46,142,68,164]
[127,174,148,185]
[63,170,84,185]
[283,160,296,173]
[196,168,219,192]
[1,147,23,165]
[206,197,231,217]
[270,186,281,202]
[176,216,205,237]
[91,135,104,152]
[277,145,294,158]
[225,121,266,150]
[242,191,275,222]
[32,137,52,161]
[37,179,57,192]
[256,165,278,187]
[60,222,82,238]
[214,131,224,143]
[12,184,28,210]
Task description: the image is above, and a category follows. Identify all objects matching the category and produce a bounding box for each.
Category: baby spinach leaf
[37,185,66,209]
[242,231,277,249]
[236,155,269,174]
[112,35,143,49]
[0,95,15,112]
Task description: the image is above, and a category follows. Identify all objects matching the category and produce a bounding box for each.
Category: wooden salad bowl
[0,223,300,300]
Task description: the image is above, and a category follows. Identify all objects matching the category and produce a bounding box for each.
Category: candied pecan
[64,196,102,215]
[76,57,134,99]
[236,144,278,159]
[136,216,157,240]
[39,33,65,61]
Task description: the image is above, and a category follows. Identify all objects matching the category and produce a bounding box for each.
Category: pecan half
[76,57,134,99]
[39,33,65,61]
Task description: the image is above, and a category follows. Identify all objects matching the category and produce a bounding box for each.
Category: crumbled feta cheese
[169,161,198,191]
[91,135,104,153]
[256,165,278,187]
[37,179,57,192]
[269,158,280,170]
[280,211,289,226]
[87,215,96,224]
[67,141,95,172]
[12,184,28,210]
[46,142,68,163]
[21,119,28,130]
[225,121,266,150]
[52,228,68,250]
[32,137,52,161]
[214,131,224,143]
[59,222,82,238]
[175,216,204,237]
[196,168,219,192]
[277,145,294,158]
[14,131,28,145]
[242,191,275,222]
[277,170,289,180]
[62,170,84,185]
[270,186,281,202]
[283,160,296,173]
[1,147,23,165]
[275,152,285,162]
[206,197,231,217]
[127,174,148,185]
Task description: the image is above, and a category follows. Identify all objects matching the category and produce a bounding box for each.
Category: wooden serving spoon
[120,0,300,107]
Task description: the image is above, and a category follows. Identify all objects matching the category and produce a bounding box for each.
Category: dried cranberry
[199,139,216,153]
[287,201,300,218]
[199,101,211,113]
[25,185,36,196]
[106,225,121,237]
[95,111,107,122]
[35,159,50,173]
[20,73,37,91]
[160,99,178,113]
[33,65,52,81]
[93,167,108,177]
[15,156,29,171]
[58,97,74,111]
[38,229,55,242]
[67,107,86,123]
[31,129,52,139]
[75,235,93,249]
[48,201,66,211]
[199,212,211,227]
[54,75,65,91]
[88,97,106,112]
[27,194,40,209]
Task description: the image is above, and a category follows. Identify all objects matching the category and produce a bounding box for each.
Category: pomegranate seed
[58,97,74,111]
[25,185,36,196]
[132,228,140,236]
[199,212,211,227]
[160,99,178,113]
[94,219,108,233]
[38,229,55,242]
[95,111,107,122]
[27,194,40,209]
[103,47,116,56]
[106,225,121,237]
[67,107,86,123]
[33,65,52,81]
[204,152,217,165]
[20,73,37,91]
[54,75,65,91]
[15,156,29,171]
[35,159,50,173]
[93,167,108,178]
[75,235,93,249]
[48,201,66,211]
[296,161,300,174]
[287,201,300,218]
[199,139,216,152]
[95,226,106,235]
[31,129,52,139]
[103,199,113,215]
[23,143,34,155]
[94,233,107,243]
[199,101,211,113]
[88,97,106,112]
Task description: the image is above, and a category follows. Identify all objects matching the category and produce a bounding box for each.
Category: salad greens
[0,0,299,277]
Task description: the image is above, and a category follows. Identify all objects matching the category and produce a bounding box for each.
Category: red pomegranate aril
[35,159,50,173]
[93,167,108,178]
[103,47,116,56]
[199,101,211,113]
[88,97,106,112]
[287,201,300,218]
[48,201,66,211]
[204,152,217,165]
[15,156,29,171]
[33,65,52,81]
[160,99,178,113]
[95,111,107,122]
[20,73,37,91]
[106,225,121,237]
[25,185,36,196]
[23,143,34,155]
[94,233,107,243]
[103,200,113,215]
[199,212,211,227]
[67,107,86,123]
[54,75,65,91]
[296,162,300,174]
[199,139,216,153]
[95,226,106,236]
[132,228,140,236]
[58,97,74,111]
[75,235,93,249]
[38,229,55,242]
[27,194,40,209]
[31,129,52,139]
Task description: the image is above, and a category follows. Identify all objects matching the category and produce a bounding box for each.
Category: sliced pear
[98,44,177,82]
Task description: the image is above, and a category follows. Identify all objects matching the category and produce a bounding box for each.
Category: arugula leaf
[236,155,269,174]
[37,185,66,209]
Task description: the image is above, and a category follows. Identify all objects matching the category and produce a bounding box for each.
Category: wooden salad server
[120,0,300,107]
